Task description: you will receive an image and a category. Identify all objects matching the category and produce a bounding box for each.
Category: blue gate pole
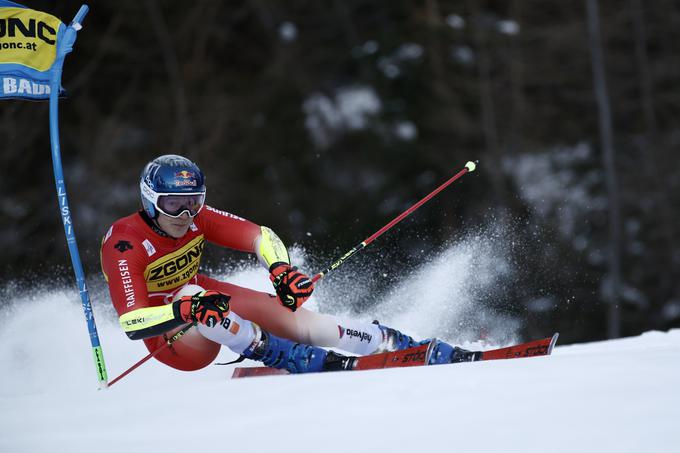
[49,5,108,389]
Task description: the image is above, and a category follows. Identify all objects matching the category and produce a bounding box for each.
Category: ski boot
[373,321,479,365]
[323,350,358,372]
[372,321,419,353]
[427,340,481,365]
[242,325,355,373]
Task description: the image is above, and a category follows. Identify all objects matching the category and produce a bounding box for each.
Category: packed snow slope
[2,320,678,453]
[1,242,679,453]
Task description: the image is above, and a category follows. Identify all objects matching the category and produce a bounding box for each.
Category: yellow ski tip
[465,161,477,172]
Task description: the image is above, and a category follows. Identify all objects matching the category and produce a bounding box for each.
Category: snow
[504,143,601,239]
[1,254,678,452]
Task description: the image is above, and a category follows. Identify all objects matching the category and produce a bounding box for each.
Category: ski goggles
[141,181,205,218]
[156,193,205,218]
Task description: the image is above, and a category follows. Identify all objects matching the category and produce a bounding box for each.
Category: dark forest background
[1,0,679,344]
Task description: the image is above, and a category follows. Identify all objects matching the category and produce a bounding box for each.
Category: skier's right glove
[175,290,231,328]
[269,262,314,312]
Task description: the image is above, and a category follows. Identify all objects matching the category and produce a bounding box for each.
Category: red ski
[478,333,559,361]
[353,341,432,370]
[231,333,558,379]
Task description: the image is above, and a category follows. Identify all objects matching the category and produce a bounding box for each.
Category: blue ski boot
[242,325,355,373]
[373,322,418,353]
[427,340,480,364]
[373,322,478,364]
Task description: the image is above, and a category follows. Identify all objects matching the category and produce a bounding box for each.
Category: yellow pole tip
[465,161,477,172]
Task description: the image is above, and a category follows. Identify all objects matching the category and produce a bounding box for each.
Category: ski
[478,332,559,361]
[230,343,432,379]
[353,341,432,370]
[231,333,559,379]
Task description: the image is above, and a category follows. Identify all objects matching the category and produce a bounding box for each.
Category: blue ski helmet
[140,155,206,219]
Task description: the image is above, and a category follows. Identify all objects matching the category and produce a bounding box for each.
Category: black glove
[176,290,231,328]
[269,263,314,312]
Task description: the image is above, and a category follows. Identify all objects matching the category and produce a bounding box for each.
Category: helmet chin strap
[138,209,172,238]
[151,217,164,231]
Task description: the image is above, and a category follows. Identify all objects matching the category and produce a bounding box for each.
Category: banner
[0,0,65,99]
[1,2,106,387]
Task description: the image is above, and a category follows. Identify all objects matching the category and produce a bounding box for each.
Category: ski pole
[107,323,194,387]
[311,160,477,282]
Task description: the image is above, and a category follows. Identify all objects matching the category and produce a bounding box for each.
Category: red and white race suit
[101,207,381,370]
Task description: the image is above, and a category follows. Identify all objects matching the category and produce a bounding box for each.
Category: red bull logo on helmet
[174,170,197,187]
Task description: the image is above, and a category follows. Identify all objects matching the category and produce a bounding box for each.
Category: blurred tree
[585,0,622,338]
[1,0,678,340]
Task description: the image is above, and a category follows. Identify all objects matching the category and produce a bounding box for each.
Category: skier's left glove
[176,290,231,328]
[269,262,314,312]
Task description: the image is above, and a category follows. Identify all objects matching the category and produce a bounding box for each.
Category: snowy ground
[2,321,678,453]
[1,247,679,452]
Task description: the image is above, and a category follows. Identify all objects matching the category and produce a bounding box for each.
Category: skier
[101,154,461,374]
